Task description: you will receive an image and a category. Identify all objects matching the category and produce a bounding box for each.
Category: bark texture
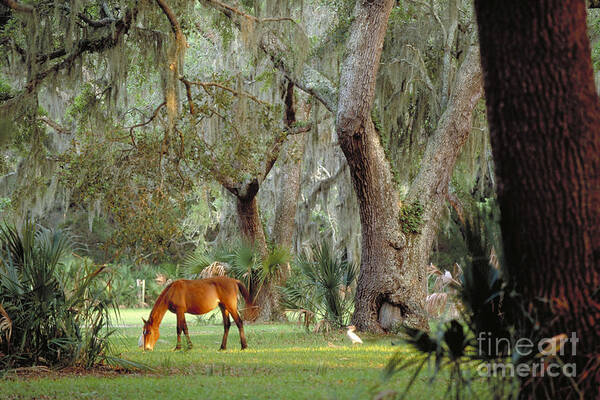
[234,184,273,321]
[339,0,483,332]
[235,187,268,255]
[337,0,416,332]
[474,1,600,397]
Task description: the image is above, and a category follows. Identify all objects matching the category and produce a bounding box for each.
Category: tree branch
[77,12,115,28]
[154,0,186,45]
[284,123,312,135]
[201,0,292,23]
[180,78,196,114]
[124,102,166,147]
[101,2,114,19]
[38,116,71,134]
[23,6,138,94]
[407,45,482,209]
[202,0,338,113]
[304,163,348,208]
[179,77,271,106]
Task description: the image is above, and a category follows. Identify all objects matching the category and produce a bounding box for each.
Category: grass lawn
[1,309,489,399]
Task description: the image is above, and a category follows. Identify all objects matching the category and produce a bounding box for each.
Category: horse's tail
[236,280,253,307]
[236,280,257,321]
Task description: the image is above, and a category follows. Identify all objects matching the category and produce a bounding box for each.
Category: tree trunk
[474,0,600,397]
[337,0,421,332]
[268,83,309,320]
[235,188,273,321]
[272,82,306,250]
[235,193,267,255]
[395,44,482,327]
[272,135,305,250]
[340,0,483,332]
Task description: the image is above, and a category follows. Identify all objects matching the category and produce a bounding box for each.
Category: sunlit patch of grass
[1,309,491,399]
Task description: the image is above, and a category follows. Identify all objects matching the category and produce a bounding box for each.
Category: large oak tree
[206,0,485,331]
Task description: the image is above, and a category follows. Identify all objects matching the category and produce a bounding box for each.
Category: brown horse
[141,277,254,351]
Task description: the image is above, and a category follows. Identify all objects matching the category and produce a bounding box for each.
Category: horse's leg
[174,309,185,350]
[218,303,231,350]
[182,314,193,350]
[229,309,248,350]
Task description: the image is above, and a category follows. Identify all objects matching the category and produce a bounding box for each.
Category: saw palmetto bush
[0,222,118,369]
[281,241,358,330]
[184,241,290,305]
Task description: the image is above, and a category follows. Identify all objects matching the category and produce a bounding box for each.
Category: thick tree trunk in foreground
[474,1,600,397]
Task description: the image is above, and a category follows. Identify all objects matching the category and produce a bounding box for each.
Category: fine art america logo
[476,332,578,378]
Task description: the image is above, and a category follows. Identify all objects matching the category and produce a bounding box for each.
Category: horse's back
[168,277,238,314]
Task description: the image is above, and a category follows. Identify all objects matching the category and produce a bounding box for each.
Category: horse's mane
[148,281,175,323]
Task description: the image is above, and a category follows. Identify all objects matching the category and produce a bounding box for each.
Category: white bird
[346,325,363,344]
[442,270,452,284]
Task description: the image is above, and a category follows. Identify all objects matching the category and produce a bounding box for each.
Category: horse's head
[141,317,159,351]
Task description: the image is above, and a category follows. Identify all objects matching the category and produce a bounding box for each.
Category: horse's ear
[142,317,147,324]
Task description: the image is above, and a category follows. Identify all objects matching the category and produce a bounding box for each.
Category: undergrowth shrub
[281,240,358,331]
[0,222,118,369]
[184,241,289,306]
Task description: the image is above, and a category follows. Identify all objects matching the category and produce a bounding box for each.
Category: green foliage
[0,222,118,369]
[64,84,99,128]
[57,124,188,262]
[281,240,358,329]
[184,241,233,275]
[0,198,11,214]
[185,241,289,303]
[181,72,284,186]
[101,262,183,308]
[210,12,235,50]
[310,0,355,63]
[0,78,12,101]
[226,244,266,302]
[399,202,424,234]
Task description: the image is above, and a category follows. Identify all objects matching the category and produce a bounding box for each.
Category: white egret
[346,325,363,344]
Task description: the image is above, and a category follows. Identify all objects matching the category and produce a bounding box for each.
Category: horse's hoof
[173,346,181,351]
[241,345,247,350]
[219,347,226,351]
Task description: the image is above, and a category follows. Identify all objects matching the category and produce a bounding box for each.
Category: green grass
[1,309,489,399]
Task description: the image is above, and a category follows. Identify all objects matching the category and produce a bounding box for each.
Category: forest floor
[1,309,490,399]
